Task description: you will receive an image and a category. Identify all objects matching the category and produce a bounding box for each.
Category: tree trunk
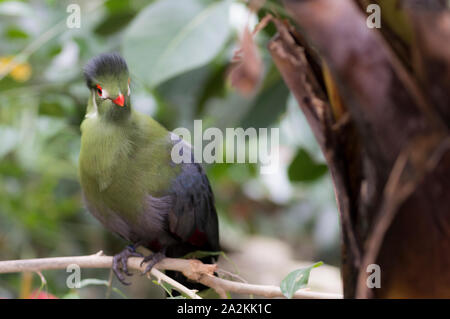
[268,0,450,298]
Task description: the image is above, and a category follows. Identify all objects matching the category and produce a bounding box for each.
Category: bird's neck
[79,111,138,191]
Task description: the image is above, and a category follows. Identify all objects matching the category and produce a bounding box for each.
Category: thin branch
[0,253,342,299]
[149,268,201,299]
[355,136,450,298]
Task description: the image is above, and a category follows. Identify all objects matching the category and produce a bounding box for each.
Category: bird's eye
[96,84,103,97]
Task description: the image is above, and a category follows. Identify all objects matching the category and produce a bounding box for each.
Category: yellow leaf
[322,61,345,121]
[0,56,32,82]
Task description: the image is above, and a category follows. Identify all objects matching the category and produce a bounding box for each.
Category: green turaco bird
[79,52,220,285]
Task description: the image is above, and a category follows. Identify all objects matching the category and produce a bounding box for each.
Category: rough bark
[268,0,450,298]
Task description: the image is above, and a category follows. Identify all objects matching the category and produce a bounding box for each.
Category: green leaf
[105,0,133,13]
[280,261,323,299]
[240,80,290,129]
[288,148,328,182]
[152,280,173,297]
[94,11,136,36]
[6,27,29,39]
[123,0,231,87]
[110,287,128,299]
[152,280,189,299]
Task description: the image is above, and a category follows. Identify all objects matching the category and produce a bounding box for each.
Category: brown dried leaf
[228,27,263,96]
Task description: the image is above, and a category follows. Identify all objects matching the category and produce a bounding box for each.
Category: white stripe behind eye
[93,92,98,112]
[85,91,99,119]
[100,88,109,99]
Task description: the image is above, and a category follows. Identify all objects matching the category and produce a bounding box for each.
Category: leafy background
[0,0,341,298]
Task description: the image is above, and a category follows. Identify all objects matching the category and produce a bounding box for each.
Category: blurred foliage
[0,0,339,298]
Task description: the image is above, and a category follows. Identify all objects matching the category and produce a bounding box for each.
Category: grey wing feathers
[167,136,220,252]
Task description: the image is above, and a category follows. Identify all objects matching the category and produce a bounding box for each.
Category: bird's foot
[140,249,166,275]
[112,245,143,285]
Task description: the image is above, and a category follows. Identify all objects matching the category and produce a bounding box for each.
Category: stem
[0,253,342,299]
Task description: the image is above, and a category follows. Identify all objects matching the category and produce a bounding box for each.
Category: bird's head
[83,53,131,120]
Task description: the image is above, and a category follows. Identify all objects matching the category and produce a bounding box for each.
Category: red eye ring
[96,84,103,97]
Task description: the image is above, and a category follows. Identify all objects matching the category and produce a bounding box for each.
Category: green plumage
[78,53,219,286]
[79,106,178,224]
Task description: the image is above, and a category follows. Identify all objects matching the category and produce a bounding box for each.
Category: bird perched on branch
[78,52,220,286]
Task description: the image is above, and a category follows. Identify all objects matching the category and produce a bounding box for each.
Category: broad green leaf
[105,0,134,13]
[6,28,29,39]
[123,0,231,87]
[94,12,136,36]
[240,80,289,129]
[288,148,328,182]
[280,261,323,299]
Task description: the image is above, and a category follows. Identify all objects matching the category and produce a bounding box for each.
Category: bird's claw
[112,245,143,285]
[140,251,165,276]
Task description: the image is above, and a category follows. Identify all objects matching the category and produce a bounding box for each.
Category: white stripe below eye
[127,83,130,96]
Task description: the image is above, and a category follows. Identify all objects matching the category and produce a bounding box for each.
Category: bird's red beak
[112,93,125,107]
